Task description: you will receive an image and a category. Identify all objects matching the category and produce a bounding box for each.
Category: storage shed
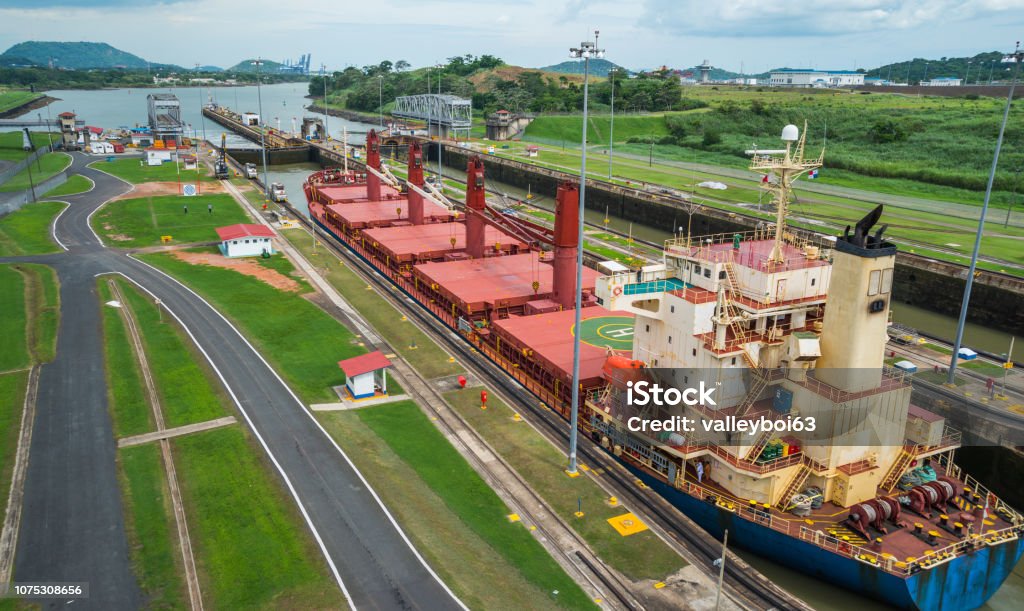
[338,351,391,399]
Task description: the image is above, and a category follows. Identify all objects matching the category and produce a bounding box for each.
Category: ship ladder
[723,259,765,417]
[734,368,770,418]
[777,464,812,510]
[880,447,917,493]
[744,430,774,462]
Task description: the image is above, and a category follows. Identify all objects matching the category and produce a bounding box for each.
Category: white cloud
[637,0,1024,36]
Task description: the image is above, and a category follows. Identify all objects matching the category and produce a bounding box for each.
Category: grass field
[104,278,229,430]
[92,194,251,248]
[281,228,463,379]
[317,407,591,609]
[43,174,92,197]
[445,388,687,581]
[97,281,152,438]
[90,157,215,184]
[0,90,42,114]
[173,426,341,608]
[18,263,59,364]
[352,401,595,609]
[0,200,64,257]
[117,444,187,610]
[0,266,29,371]
[0,130,55,162]
[140,250,366,403]
[0,152,71,193]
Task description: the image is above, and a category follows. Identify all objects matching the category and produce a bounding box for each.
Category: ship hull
[306,197,1023,611]
[622,461,1024,611]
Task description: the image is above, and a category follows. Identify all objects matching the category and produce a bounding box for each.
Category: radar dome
[781,124,799,142]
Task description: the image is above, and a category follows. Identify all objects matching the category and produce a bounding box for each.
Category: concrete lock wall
[0,145,53,184]
[0,171,68,217]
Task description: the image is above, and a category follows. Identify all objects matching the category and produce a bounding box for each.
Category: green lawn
[281,228,462,379]
[140,251,366,403]
[18,263,59,364]
[173,426,341,608]
[0,152,71,192]
[92,194,251,248]
[353,401,595,609]
[0,90,42,114]
[43,174,92,197]
[97,280,152,438]
[0,200,65,256]
[317,408,590,609]
[446,388,687,581]
[0,266,28,371]
[117,444,187,610]
[0,130,55,162]
[115,279,229,428]
[0,370,29,555]
[90,157,215,184]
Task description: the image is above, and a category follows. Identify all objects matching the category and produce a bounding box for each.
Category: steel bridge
[392,94,472,138]
[0,118,84,128]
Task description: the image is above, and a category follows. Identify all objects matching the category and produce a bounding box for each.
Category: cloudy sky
[1,0,1022,72]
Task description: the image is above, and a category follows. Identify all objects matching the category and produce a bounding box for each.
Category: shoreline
[0,95,60,119]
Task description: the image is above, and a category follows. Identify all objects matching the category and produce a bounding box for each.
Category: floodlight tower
[747,122,823,264]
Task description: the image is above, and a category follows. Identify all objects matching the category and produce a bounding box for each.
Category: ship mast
[747,122,823,264]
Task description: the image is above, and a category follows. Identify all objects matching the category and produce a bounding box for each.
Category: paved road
[2,153,462,610]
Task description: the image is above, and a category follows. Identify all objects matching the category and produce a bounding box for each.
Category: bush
[702,130,722,147]
[867,118,908,144]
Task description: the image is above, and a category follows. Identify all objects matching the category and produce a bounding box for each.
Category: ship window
[695,265,701,274]
[645,324,650,332]
[868,270,881,296]
[684,376,688,384]
[881,268,893,294]
[811,278,816,286]
[668,336,672,344]
[731,357,737,365]
[670,305,675,313]
[703,268,711,278]
[692,348,697,356]
[718,271,726,280]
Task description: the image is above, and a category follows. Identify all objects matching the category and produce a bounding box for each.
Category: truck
[270,182,287,202]
[244,163,258,179]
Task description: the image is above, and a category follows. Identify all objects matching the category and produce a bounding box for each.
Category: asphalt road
[2,153,462,610]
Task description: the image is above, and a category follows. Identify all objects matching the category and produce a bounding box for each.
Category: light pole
[965,61,972,86]
[567,30,604,475]
[322,64,330,142]
[948,43,1023,384]
[1006,167,1022,227]
[436,63,444,189]
[253,58,271,208]
[608,67,616,179]
[195,64,208,145]
[377,75,384,130]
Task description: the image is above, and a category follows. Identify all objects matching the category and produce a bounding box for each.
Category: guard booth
[338,351,391,399]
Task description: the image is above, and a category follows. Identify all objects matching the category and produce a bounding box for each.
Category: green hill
[866,52,1014,84]
[227,59,286,73]
[540,58,628,77]
[0,41,149,69]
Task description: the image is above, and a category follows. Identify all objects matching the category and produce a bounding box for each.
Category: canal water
[24,85,1024,610]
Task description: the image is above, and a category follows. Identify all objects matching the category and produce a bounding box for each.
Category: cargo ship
[305,128,1023,610]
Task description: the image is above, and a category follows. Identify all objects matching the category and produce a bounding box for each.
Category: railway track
[272,192,808,611]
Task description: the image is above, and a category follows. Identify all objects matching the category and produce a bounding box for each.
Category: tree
[867,118,908,144]
[395,60,410,72]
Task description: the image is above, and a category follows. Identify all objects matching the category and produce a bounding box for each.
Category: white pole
[715,530,729,611]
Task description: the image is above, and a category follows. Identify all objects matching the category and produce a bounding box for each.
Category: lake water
[19,84,1024,610]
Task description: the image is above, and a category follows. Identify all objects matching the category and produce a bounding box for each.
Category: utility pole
[252,58,271,209]
[566,30,604,475]
[195,63,208,145]
[608,67,615,179]
[378,75,384,131]
[949,42,1023,384]
[715,530,729,611]
[322,64,330,142]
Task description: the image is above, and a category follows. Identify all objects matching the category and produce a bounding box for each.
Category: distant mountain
[540,58,628,77]
[675,65,769,81]
[865,52,1013,84]
[0,41,149,69]
[195,65,223,73]
[227,59,286,73]
[0,55,39,68]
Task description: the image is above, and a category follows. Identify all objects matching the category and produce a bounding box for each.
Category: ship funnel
[552,181,580,308]
[366,129,381,202]
[465,156,487,258]
[407,141,425,224]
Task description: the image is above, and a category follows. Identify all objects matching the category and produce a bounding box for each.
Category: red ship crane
[366,129,382,202]
[465,156,487,258]
[406,140,426,225]
[551,181,580,308]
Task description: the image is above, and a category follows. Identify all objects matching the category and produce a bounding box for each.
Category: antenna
[747,121,824,264]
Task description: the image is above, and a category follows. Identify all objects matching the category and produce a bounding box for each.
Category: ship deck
[491,306,635,385]
[314,183,402,204]
[681,460,1015,564]
[670,239,829,272]
[327,199,453,227]
[363,223,526,261]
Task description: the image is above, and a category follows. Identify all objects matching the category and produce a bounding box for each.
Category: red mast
[464,156,487,258]
[407,141,425,225]
[551,181,580,308]
[365,129,381,202]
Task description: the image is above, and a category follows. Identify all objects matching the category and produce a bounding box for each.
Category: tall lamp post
[322,64,330,142]
[377,75,384,130]
[436,63,444,190]
[608,67,616,179]
[252,58,270,208]
[948,42,1023,384]
[195,63,208,145]
[567,30,604,475]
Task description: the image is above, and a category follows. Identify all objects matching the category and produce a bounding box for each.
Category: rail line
[273,191,808,611]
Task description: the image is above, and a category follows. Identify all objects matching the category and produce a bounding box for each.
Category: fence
[0,144,53,185]
[0,170,68,217]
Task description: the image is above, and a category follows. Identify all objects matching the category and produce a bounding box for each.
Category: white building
[922,77,962,87]
[145,147,175,166]
[130,132,154,147]
[90,141,115,154]
[337,351,391,399]
[768,69,865,87]
[241,112,260,126]
[215,224,276,258]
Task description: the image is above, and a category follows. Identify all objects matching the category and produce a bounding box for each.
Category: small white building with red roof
[337,351,391,400]
[215,223,276,258]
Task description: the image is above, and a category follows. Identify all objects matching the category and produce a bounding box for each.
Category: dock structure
[147,93,185,146]
[392,94,472,139]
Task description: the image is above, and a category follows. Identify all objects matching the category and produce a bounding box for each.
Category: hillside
[227,59,286,73]
[866,51,1013,83]
[468,65,591,92]
[541,58,627,77]
[0,41,149,69]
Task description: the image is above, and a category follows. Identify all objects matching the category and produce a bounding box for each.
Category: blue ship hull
[308,209,1024,611]
[623,462,1024,611]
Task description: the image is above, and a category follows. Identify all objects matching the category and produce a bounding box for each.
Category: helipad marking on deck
[572,316,634,350]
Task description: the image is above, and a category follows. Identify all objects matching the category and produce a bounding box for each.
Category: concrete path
[117,416,238,448]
